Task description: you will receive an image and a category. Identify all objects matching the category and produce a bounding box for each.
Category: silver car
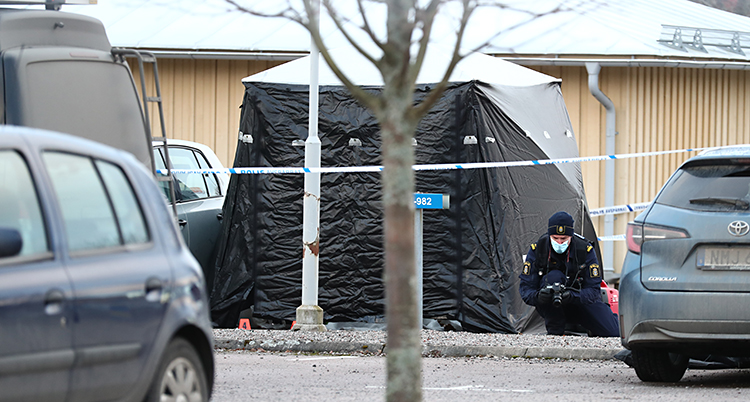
[620,145,750,382]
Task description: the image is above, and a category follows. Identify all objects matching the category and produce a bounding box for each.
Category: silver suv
[0,127,214,401]
[620,145,750,382]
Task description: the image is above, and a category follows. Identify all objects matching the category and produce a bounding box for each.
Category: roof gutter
[138,50,305,61]
[124,52,750,68]
[500,56,750,70]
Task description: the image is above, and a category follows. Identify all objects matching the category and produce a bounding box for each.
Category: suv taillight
[626,223,643,253]
[626,222,689,254]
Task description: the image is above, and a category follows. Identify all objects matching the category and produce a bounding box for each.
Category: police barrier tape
[597,234,626,242]
[588,202,650,217]
[160,147,695,236]
[157,146,708,176]
[590,203,649,242]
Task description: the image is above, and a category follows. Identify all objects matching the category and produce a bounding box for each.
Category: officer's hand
[561,290,573,305]
[537,287,553,305]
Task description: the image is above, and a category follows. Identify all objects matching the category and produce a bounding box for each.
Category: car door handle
[44,288,65,315]
[217,213,223,221]
[145,277,163,303]
[178,219,187,227]
[146,277,163,293]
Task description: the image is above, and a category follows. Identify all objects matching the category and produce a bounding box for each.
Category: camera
[545,282,566,307]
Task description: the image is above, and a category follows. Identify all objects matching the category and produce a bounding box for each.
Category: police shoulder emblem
[590,263,600,278]
[522,262,531,275]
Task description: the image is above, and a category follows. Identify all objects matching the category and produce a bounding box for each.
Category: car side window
[152,147,173,203]
[0,150,48,258]
[43,152,148,254]
[95,160,150,245]
[192,149,221,197]
[168,147,210,201]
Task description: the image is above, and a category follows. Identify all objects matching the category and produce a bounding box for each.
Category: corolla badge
[647,276,677,282]
[728,221,750,237]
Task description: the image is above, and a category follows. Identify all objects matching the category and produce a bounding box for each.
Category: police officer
[519,211,619,337]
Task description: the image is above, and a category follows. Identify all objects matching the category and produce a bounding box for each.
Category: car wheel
[631,348,688,382]
[146,338,208,402]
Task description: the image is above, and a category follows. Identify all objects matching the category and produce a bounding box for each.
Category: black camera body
[546,282,566,307]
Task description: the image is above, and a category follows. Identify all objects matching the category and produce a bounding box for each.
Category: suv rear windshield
[656,161,750,211]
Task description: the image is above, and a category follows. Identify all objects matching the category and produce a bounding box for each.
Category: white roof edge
[59,0,750,62]
[242,48,560,87]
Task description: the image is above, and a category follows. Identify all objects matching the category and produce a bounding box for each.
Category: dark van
[0,3,224,294]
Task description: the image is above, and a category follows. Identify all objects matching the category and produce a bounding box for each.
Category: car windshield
[656,162,750,211]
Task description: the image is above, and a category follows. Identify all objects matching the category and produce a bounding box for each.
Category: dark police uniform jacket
[518,234,602,307]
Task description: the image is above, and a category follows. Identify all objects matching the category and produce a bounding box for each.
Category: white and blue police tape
[157,146,708,176]
[591,204,650,241]
[588,202,650,217]
[597,234,626,242]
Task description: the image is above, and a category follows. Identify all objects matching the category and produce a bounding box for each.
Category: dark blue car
[0,126,214,401]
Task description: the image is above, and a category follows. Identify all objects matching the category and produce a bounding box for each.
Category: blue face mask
[551,239,570,254]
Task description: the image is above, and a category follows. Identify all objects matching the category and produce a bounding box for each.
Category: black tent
[210,50,599,333]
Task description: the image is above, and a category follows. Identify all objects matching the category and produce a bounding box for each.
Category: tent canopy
[211,49,599,333]
[243,47,560,87]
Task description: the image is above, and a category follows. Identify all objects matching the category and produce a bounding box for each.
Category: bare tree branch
[301,0,382,112]
[467,0,599,55]
[225,0,301,21]
[319,0,380,67]
[356,0,388,52]
[407,0,441,86]
[380,0,417,88]
[410,0,475,119]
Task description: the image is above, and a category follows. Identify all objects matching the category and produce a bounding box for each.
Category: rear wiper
[689,197,750,209]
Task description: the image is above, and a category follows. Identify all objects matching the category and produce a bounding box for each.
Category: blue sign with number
[414,193,444,209]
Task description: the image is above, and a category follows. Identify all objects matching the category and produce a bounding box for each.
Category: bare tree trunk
[227,1,559,401]
[379,1,422,400]
[380,100,421,401]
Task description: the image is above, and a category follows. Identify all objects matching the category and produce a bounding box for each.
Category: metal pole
[294,0,325,331]
[415,209,423,328]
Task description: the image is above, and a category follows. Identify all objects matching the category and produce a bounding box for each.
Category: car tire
[631,348,688,382]
[145,338,208,402]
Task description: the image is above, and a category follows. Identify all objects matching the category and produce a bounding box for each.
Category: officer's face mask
[551,238,570,254]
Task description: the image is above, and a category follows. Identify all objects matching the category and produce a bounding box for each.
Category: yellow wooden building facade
[131,56,750,274]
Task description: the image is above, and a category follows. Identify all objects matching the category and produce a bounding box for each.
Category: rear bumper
[620,259,750,355]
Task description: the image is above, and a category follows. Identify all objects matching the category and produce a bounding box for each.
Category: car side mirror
[0,227,23,258]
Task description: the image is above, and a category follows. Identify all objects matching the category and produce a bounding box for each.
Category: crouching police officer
[519,211,619,337]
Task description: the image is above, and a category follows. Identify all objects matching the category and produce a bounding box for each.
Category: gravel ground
[213,328,623,351]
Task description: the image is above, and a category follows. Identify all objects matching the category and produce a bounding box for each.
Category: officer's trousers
[536,301,620,337]
[536,270,620,337]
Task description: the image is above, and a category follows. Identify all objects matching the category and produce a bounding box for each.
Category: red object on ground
[601,280,619,315]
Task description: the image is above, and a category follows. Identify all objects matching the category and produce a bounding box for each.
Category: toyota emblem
[728,221,750,237]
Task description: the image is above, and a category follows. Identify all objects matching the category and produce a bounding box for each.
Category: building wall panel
[130,57,749,275]
[532,65,750,274]
[128,58,285,166]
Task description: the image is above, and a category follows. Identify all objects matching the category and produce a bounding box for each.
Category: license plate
[697,247,750,270]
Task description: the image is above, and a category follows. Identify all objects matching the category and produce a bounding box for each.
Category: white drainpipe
[585,62,616,273]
